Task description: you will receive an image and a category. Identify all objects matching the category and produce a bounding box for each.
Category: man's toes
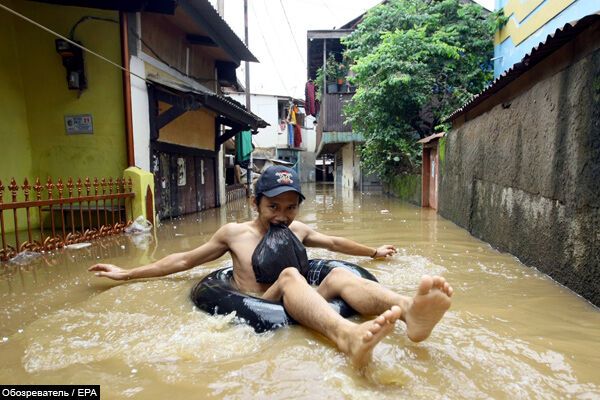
[432,276,446,289]
[418,275,433,295]
[382,309,395,322]
[370,322,382,334]
[390,305,402,320]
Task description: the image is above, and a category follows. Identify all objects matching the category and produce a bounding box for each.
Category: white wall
[342,143,355,189]
[227,93,284,148]
[130,56,150,171]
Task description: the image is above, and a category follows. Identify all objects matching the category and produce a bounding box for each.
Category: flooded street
[1,183,599,399]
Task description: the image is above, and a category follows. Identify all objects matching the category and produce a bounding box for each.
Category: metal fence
[225,183,248,203]
[0,177,135,262]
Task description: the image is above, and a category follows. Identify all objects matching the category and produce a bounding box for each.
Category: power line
[250,0,290,94]
[278,0,306,65]
[319,0,335,19]
[0,2,147,83]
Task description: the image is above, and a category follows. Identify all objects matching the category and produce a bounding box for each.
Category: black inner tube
[190,259,378,333]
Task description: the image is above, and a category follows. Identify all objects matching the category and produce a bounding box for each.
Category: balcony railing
[322,92,353,133]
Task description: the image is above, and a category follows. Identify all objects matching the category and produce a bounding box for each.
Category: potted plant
[316,54,348,94]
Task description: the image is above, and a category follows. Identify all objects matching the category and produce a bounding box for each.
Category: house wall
[439,45,600,305]
[140,12,216,91]
[494,0,597,77]
[226,92,317,182]
[227,92,317,152]
[130,56,151,171]
[11,2,126,179]
[233,94,283,148]
[157,101,215,150]
[1,1,126,232]
[0,1,34,185]
[341,143,354,189]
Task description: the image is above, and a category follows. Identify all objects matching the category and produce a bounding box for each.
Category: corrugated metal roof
[182,0,258,63]
[447,12,600,122]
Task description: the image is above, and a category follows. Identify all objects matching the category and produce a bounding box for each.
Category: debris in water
[66,243,91,250]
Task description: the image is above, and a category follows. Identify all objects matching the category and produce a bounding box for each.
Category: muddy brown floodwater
[1,184,599,399]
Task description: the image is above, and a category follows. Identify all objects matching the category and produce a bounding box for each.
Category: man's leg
[316,268,453,342]
[262,267,402,367]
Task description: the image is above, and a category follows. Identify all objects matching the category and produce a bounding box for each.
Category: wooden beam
[157,105,186,130]
[216,126,243,148]
[186,34,218,47]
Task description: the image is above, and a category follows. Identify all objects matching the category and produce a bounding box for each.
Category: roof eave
[180,0,258,63]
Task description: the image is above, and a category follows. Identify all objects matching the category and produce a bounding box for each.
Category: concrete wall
[341,142,355,189]
[385,174,421,206]
[439,47,600,306]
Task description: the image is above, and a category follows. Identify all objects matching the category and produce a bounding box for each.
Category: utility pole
[244,0,252,196]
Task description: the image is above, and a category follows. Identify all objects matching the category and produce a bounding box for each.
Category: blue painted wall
[494,0,600,77]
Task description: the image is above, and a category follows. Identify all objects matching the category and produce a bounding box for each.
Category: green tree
[342,0,497,180]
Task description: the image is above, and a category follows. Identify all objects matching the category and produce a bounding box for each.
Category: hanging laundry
[235,130,253,168]
[287,123,294,146]
[287,105,297,125]
[293,123,302,148]
[305,80,316,116]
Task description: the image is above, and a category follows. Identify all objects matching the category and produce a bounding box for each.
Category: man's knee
[320,267,356,290]
[278,267,306,286]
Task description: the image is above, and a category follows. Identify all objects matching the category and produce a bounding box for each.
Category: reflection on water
[1,183,599,399]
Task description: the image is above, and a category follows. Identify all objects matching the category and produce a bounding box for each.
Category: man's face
[256,191,301,227]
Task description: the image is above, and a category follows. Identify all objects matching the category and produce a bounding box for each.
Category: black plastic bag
[252,223,309,283]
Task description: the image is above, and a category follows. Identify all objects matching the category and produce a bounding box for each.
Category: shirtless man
[89,165,453,367]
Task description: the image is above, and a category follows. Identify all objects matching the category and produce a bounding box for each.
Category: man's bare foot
[340,306,402,367]
[404,275,453,342]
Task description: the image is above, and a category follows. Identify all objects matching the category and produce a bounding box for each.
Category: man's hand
[88,263,131,280]
[372,245,397,259]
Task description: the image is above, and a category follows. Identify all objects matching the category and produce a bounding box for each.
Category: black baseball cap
[255,165,305,200]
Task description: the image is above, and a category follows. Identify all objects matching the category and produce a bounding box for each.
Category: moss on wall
[386,174,421,206]
[438,136,446,175]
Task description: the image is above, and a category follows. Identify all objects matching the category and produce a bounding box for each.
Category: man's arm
[295,222,397,258]
[88,224,233,280]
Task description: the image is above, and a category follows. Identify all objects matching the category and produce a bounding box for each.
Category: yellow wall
[11,2,126,180]
[495,0,576,45]
[0,0,34,185]
[0,1,127,234]
[158,101,216,150]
